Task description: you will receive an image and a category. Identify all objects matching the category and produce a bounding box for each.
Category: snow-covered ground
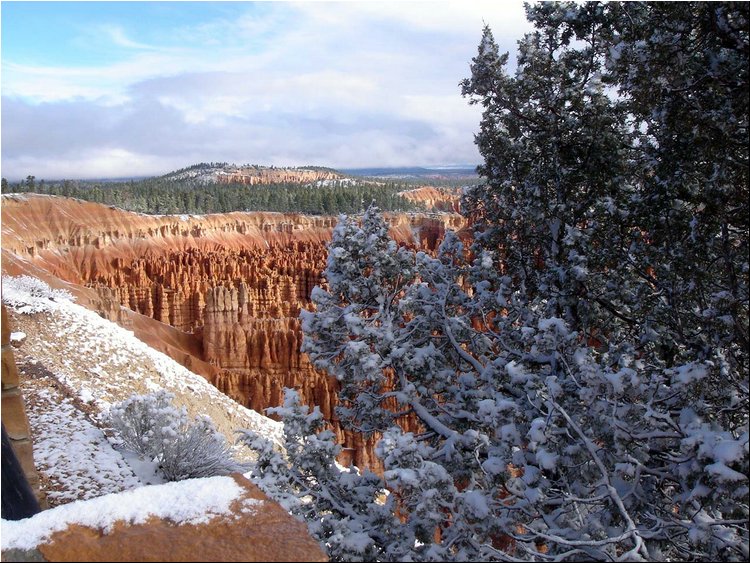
[21,381,141,505]
[2,275,281,441]
[1,274,283,507]
[1,475,256,551]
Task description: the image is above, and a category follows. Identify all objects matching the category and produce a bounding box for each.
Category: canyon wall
[398,186,462,213]
[1,194,465,468]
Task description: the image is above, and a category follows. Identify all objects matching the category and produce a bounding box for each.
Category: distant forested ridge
[0,165,452,215]
[343,166,479,186]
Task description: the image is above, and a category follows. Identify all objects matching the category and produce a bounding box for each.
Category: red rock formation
[399,186,462,213]
[85,244,326,332]
[1,194,466,469]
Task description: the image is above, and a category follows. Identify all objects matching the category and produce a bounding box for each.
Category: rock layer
[215,165,342,185]
[1,194,465,468]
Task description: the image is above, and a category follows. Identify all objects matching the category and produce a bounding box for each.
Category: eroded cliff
[398,186,462,213]
[1,194,465,468]
[215,166,342,185]
[166,164,343,186]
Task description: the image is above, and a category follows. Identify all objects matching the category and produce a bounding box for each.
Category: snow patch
[0,476,244,551]
[536,448,559,470]
[1,275,74,314]
[712,439,747,465]
[538,317,569,335]
[674,362,709,385]
[706,462,747,482]
[23,388,141,504]
[462,490,490,519]
[10,331,26,343]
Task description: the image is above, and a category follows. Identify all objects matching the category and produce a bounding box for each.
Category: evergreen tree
[460,7,632,345]
[601,2,749,372]
[239,389,397,562]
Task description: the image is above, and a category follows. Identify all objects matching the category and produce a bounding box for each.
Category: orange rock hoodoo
[89,244,325,333]
[1,194,465,468]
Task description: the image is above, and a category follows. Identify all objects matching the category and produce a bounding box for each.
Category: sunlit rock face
[2,194,465,469]
[1,474,328,562]
[214,165,342,185]
[398,185,462,213]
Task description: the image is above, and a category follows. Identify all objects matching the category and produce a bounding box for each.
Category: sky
[0,1,531,180]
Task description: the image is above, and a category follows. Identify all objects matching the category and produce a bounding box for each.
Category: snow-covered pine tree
[246,3,748,561]
[300,207,418,434]
[257,205,747,560]
[299,210,514,560]
[460,6,633,345]
[239,388,398,562]
[457,2,749,560]
[597,1,749,380]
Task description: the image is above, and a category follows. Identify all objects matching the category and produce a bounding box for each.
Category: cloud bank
[1,1,531,180]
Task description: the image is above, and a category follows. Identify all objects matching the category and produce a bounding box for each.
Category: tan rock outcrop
[6,474,327,562]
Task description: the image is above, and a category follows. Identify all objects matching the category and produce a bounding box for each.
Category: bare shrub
[110,391,245,481]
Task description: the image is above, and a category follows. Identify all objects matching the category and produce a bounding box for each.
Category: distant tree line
[1,174,428,215]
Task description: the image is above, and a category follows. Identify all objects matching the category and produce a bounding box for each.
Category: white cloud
[102,25,157,50]
[2,149,178,181]
[295,0,528,37]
